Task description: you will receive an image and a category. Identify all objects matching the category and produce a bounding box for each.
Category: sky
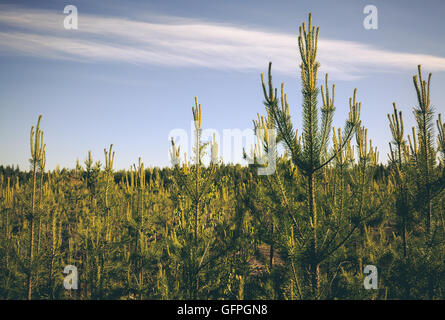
[0,0,444,170]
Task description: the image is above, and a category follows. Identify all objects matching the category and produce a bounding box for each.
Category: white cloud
[1,6,445,80]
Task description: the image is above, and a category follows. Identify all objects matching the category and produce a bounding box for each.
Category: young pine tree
[28,115,45,300]
[255,13,366,299]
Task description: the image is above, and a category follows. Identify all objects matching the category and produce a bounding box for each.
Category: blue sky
[1,0,444,170]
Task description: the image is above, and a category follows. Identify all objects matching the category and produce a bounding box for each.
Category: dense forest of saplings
[1,14,445,300]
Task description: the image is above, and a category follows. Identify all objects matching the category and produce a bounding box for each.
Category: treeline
[1,13,445,300]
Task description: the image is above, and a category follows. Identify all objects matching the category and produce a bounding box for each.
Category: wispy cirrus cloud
[1,6,445,80]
